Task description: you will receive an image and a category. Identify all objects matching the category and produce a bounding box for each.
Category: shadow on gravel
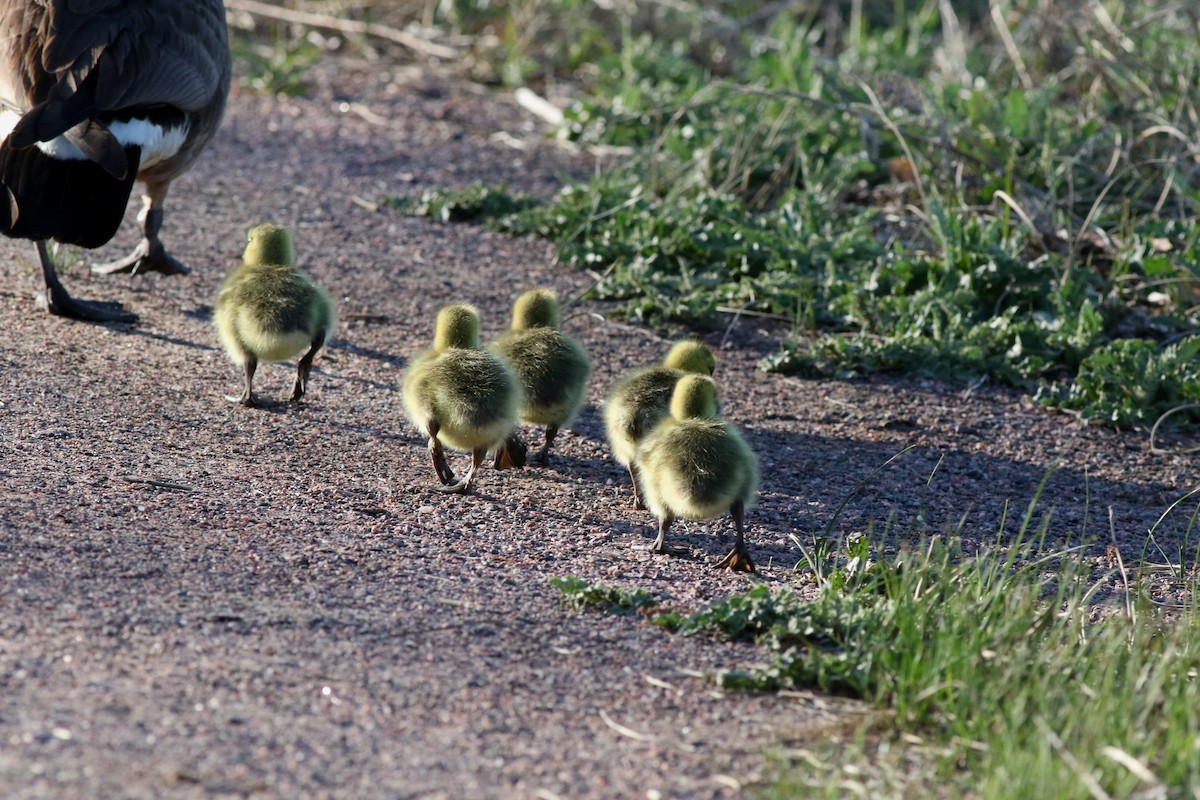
[122,325,220,352]
[739,423,1197,566]
[328,339,408,368]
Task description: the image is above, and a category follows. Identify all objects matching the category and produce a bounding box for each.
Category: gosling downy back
[603,339,717,468]
[215,224,335,366]
[492,288,590,426]
[213,224,334,407]
[637,374,758,522]
[403,304,522,453]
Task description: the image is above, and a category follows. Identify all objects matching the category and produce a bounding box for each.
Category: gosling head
[434,303,481,350]
[243,224,295,267]
[664,340,716,375]
[510,288,560,331]
[670,374,720,421]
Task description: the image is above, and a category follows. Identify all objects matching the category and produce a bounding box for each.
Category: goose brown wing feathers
[5,0,229,151]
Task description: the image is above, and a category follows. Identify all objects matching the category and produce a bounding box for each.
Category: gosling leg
[291,331,326,403]
[225,357,259,407]
[628,462,647,510]
[535,424,559,466]
[427,420,456,485]
[651,511,674,554]
[713,499,755,573]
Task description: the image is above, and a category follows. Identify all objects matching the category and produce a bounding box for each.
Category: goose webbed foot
[36,241,137,323]
[436,447,486,494]
[37,287,137,323]
[92,206,189,276]
[91,237,189,276]
[493,432,528,470]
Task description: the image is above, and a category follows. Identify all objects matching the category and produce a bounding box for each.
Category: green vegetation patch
[549,575,658,613]
[548,477,1200,797]
[389,1,1200,429]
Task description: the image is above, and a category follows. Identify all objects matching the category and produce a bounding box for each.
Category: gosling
[490,288,590,466]
[403,304,522,494]
[603,340,716,508]
[637,374,760,572]
[214,224,335,407]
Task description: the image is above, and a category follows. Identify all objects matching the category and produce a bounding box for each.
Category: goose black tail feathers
[0,138,141,247]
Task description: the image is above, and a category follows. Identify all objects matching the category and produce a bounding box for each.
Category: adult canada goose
[214,224,335,408]
[603,340,716,508]
[637,374,760,572]
[490,288,590,466]
[0,0,231,322]
[403,304,522,494]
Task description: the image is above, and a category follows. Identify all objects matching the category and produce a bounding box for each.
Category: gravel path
[1,57,1196,799]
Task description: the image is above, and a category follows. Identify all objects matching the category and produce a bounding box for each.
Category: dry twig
[225,0,460,59]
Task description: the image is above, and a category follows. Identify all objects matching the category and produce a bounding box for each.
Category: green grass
[553,487,1200,798]
[381,0,1200,429]
[230,30,323,96]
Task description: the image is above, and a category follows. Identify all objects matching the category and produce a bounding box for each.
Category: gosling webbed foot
[430,444,457,486]
[713,547,756,573]
[435,477,471,494]
[436,447,486,494]
[224,392,258,408]
[493,433,528,470]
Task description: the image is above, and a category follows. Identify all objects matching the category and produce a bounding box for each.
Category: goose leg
[290,332,326,403]
[493,432,528,470]
[628,462,647,510]
[35,241,137,323]
[92,183,189,276]
[437,447,486,494]
[713,499,755,573]
[427,421,457,485]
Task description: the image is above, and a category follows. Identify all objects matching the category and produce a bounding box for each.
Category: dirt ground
[1,54,1197,800]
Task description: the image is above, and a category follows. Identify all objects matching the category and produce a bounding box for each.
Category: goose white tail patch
[109,118,189,168]
[0,111,188,168]
[0,109,20,141]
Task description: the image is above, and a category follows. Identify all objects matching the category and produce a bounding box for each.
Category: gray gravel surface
[1,57,1197,799]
